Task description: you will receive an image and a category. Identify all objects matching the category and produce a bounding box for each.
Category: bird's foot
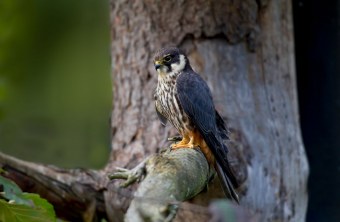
[171,142,197,149]
[170,135,190,149]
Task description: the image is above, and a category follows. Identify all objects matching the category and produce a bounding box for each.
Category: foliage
[0,0,111,168]
[0,174,56,222]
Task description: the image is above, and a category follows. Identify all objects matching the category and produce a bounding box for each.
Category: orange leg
[199,140,215,165]
[187,130,203,148]
[171,133,190,149]
[171,130,202,149]
[171,130,215,165]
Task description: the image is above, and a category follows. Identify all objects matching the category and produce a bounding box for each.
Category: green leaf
[21,193,56,219]
[0,199,55,222]
[0,175,31,206]
[0,175,56,221]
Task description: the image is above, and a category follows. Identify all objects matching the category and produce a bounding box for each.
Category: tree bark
[0,0,309,222]
[107,0,308,221]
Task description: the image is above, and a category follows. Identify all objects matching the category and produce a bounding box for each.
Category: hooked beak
[154,60,162,70]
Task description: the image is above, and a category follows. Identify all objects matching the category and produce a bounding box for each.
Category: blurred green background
[0,0,111,168]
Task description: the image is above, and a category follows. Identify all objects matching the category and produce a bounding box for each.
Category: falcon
[153,47,239,203]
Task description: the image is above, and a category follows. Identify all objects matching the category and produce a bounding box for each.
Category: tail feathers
[206,134,239,188]
[216,163,239,204]
[219,145,239,189]
[198,131,239,203]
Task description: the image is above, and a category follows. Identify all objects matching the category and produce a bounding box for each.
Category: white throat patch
[171,54,186,73]
[157,65,169,77]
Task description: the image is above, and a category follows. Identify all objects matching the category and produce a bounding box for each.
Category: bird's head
[153,47,190,77]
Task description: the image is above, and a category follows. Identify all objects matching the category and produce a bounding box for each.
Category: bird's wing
[176,71,239,191]
[176,71,217,136]
[215,110,229,140]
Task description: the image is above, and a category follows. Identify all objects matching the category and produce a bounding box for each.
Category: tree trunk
[0,0,309,221]
[107,0,308,221]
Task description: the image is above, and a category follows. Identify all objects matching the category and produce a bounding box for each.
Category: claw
[168,136,182,142]
[171,143,195,149]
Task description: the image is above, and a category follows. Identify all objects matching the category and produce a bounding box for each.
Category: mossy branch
[109,148,215,222]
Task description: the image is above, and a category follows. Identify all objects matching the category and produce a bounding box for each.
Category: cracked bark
[0,0,308,222]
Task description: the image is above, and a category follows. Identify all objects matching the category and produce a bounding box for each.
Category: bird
[153,47,239,203]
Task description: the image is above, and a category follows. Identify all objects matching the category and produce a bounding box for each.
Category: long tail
[198,130,240,203]
[215,162,239,204]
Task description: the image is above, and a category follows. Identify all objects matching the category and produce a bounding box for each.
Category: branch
[0,148,256,222]
[0,152,107,222]
[109,148,215,222]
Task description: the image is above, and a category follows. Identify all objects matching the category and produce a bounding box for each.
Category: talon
[168,136,182,142]
[171,143,192,149]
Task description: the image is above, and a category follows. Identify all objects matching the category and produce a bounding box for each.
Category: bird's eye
[163,55,172,62]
